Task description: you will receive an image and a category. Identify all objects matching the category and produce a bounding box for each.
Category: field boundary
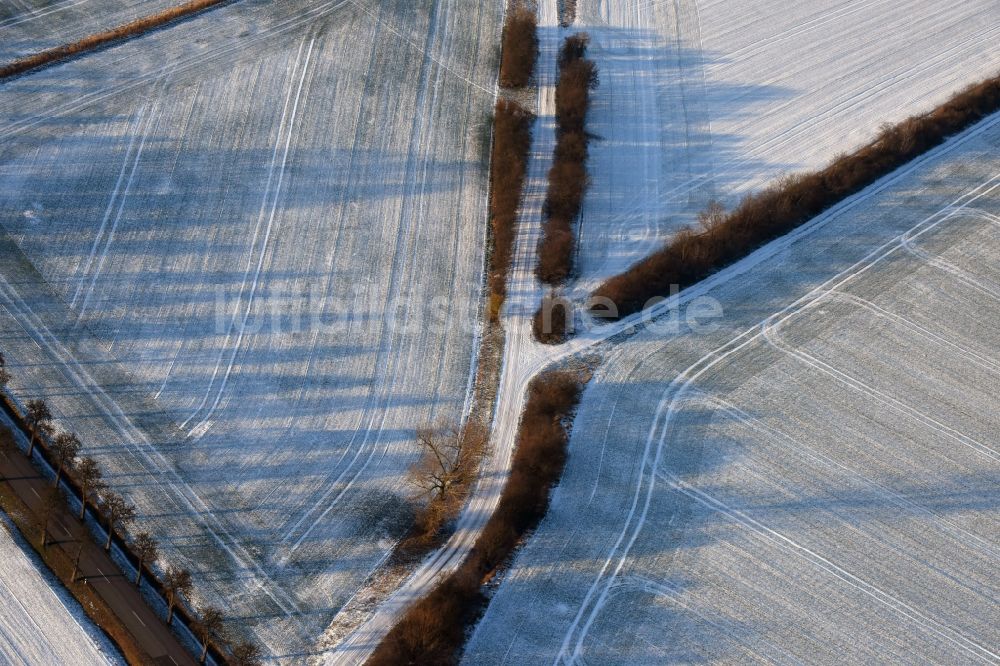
[592,72,1000,317]
[0,0,233,81]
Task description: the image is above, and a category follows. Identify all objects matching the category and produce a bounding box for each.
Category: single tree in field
[132,531,158,586]
[25,398,52,457]
[231,640,262,666]
[99,490,136,551]
[408,421,487,534]
[195,605,224,664]
[0,351,10,389]
[40,487,64,549]
[164,565,192,625]
[75,456,104,520]
[51,431,81,488]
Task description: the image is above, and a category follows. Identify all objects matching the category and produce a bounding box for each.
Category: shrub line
[368,369,587,665]
[592,73,1000,318]
[488,99,535,318]
[0,0,232,81]
[536,33,597,287]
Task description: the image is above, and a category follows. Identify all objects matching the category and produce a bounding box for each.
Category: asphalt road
[0,422,196,666]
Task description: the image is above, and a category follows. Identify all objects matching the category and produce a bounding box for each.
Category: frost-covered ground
[571,0,1000,291]
[0,519,118,665]
[0,0,500,656]
[465,112,1000,663]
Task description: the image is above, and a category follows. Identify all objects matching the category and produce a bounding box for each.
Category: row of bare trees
[536,33,598,286]
[373,370,586,664]
[0,353,259,665]
[592,73,1000,317]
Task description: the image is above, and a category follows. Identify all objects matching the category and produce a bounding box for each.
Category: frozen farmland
[0,0,998,662]
[466,114,1000,664]
[0,0,500,656]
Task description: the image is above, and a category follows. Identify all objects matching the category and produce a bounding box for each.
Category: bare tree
[164,565,193,625]
[70,521,88,582]
[70,545,85,581]
[51,431,80,488]
[408,421,487,536]
[99,490,136,551]
[195,605,224,664]
[40,487,64,549]
[230,640,262,666]
[75,457,104,520]
[25,399,52,457]
[132,531,158,586]
[697,200,727,233]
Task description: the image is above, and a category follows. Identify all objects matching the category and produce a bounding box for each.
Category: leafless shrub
[499,6,538,88]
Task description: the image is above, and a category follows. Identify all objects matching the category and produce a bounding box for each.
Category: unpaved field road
[465,114,1000,664]
[569,0,1000,293]
[0,0,501,657]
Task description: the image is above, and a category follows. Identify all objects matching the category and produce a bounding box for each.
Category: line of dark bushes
[488,99,535,319]
[592,73,1000,318]
[499,3,538,89]
[536,33,598,285]
[0,392,239,664]
[0,0,230,80]
[369,370,586,665]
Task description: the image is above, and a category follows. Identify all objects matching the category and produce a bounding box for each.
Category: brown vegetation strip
[499,3,538,89]
[593,73,1000,318]
[368,370,586,665]
[0,0,231,80]
[536,33,597,286]
[489,99,535,318]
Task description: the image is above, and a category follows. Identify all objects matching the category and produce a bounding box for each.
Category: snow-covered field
[0,0,179,61]
[571,0,1000,291]
[465,113,1000,663]
[0,519,117,665]
[0,0,500,656]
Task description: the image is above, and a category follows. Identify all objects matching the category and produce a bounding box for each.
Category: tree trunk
[167,601,175,625]
[134,559,143,586]
[200,641,208,663]
[27,433,36,457]
[53,464,63,488]
[104,518,113,551]
[79,488,87,520]
[71,544,83,581]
